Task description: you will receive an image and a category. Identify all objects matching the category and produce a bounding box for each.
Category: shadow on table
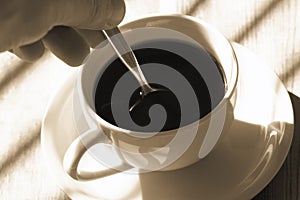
[138,93,298,200]
[185,0,208,16]
[232,0,285,43]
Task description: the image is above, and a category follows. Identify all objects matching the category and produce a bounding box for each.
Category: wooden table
[0,0,299,199]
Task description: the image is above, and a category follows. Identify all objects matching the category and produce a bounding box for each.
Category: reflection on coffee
[95,40,225,132]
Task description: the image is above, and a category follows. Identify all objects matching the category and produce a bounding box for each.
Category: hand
[0,0,125,66]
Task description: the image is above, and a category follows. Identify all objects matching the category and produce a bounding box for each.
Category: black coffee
[95,39,225,132]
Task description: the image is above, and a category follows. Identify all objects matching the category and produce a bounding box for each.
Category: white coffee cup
[63,15,238,180]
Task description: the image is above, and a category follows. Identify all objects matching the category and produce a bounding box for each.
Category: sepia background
[0,0,299,199]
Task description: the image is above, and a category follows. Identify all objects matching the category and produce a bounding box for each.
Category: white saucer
[41,43,294,200]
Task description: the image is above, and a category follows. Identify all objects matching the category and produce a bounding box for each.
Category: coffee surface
[95,40,225,132]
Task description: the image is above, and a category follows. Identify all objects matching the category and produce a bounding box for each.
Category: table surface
[0,0,299,199]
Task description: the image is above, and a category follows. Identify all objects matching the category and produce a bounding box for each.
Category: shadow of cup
[138,116,294,200]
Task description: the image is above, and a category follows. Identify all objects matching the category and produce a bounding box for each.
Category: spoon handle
[102,27,152,94]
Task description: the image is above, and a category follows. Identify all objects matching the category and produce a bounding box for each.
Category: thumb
[54,0,125,30]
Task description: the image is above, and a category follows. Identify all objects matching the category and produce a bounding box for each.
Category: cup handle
[63,129,132,181]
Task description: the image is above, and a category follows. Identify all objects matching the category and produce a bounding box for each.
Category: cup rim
[79,14,238,136]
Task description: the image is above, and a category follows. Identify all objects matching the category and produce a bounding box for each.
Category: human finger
[42,26,90,66]
[75,29,107,48]
[12,40,45,62]
[0,0,125,53]
[54,0,126,30]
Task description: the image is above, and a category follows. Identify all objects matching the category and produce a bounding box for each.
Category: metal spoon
[102,27,166,111]
[102,27,157,96]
